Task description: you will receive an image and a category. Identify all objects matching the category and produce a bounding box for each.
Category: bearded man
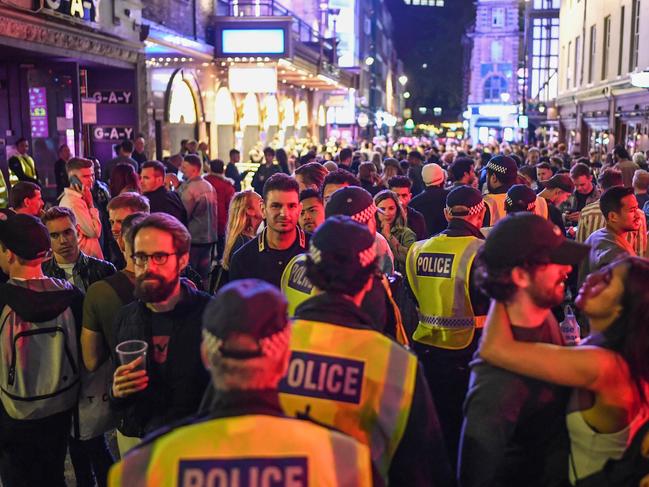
[109,213,212,455]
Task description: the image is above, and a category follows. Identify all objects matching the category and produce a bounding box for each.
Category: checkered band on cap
[505,195,536,211]
[486,161,507,174]
[446,200,485,216]
[351,203,377,224]
[202,327,290,360]
[309,240,376,268]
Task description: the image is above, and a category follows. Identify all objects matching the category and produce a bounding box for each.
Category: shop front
[0,2,144,202]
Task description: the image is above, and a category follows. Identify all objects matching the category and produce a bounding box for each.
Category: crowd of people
[1,134,649,486]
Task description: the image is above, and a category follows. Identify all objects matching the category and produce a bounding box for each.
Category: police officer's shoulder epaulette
[294,405,351,437]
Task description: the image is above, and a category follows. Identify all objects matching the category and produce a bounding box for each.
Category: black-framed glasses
[131,252,177,266]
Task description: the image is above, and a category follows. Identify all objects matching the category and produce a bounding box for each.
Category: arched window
[483,76,509,102]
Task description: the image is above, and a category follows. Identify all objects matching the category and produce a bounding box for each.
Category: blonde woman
[210,190,263,292]
[374,189,416,274]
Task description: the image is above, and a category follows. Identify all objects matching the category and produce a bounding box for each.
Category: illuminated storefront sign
[91,90,133,104]
[222,29,285,55]
[44,0,100,22]
[229,66,278,94]
[29,87,48,138]
[329,0,357,67]
[93,126,134,141]
[168,79,197,124]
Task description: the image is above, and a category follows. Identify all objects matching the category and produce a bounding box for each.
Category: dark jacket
[225,162,242,191]
[408,165,425,196]
[110,282,212,437]
[406,206,428,241]
[143,186,188,226]
[409,186,450,238]
[294,293,454,487]
[42,252,116,292]
[251,163,281,195]
[54,158,69,196]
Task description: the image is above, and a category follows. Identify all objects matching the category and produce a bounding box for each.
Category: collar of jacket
[207,389,284,419]
[44,251,89,278]
[294,292,375,331]
[442,218,485,239]
[258,226,305,252]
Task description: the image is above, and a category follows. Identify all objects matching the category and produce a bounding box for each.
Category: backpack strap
[103,272,135,305]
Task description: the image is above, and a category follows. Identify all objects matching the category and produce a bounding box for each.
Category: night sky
[386,0,476,122]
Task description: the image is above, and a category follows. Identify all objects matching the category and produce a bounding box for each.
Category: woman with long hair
[109,163,140,196]
[481,256,649,484]
[221,190,263,271]
[374,189,416,274]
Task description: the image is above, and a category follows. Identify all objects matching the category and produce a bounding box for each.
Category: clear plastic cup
[115,340,148,371]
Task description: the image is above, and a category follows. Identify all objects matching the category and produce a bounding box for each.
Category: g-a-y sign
[44,0,100,23]
[92,91,133,105]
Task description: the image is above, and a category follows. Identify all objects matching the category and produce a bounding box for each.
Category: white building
[556,0,649,154]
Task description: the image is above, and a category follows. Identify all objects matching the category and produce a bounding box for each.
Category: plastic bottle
[560,305,581,346]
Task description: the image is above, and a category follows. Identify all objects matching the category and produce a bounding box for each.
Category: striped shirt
[576,201,647,256]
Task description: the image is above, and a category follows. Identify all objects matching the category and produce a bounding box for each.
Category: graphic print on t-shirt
[152,336,170,364]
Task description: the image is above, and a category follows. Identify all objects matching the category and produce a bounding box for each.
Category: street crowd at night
[2,136,649,487]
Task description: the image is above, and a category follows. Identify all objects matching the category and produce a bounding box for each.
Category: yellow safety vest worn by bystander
[0,171,8,208]
[9,154,37,186]
[406,234,486,350]
[278,321,417,480]
[484,193,548,225]
[108,414,372,487]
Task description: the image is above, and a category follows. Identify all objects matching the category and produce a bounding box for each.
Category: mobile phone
[69,175,83,192]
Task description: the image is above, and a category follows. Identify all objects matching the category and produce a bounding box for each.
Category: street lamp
[403,91,411,99]
[500,92,511,103]
[631,70,649,89]
[364,56,375,66]
[398,75,408,86]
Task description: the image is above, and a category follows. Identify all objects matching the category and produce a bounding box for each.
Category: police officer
[8,138,39,187]
[109,279,374,487]
[281,186,407,344]
[279,216,453,487]
[483,155,547,226]
[405,185,489,469]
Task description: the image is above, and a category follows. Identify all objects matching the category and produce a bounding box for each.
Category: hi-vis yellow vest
[0,171,8,208]
[406,234,485,350]
[281,254,315,316]
[9,154,37,186]
[108,414,372,487]
[279,320,417,480]
[484,192,548,225]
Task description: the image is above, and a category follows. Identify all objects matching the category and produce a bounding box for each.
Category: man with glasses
[110,213,212,455]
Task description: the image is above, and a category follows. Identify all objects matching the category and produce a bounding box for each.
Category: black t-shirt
[229,228,309,288]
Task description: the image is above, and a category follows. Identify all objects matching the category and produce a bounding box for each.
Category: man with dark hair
[205,159,235,257]
[539,174,575,234]
[321,168,361,206]
[251,147,281,195]
[576,168,646,257]
[338,147,353,170]
[579,186,641,283]
[103,140,138,183]
[8,137,39,186]
[9,181,44,217]
[140,160,187,225]
[613,145,639,188]
[225,148,242,191]
[536,162,554,188]
[459,213,589,487]
[0,212,84,486]
[448,157,476,188]
[295,162,328,192]
[42,206,115,291]
[388,175,427,240]
[110,213,212,455]
[279,216,453,487]
[407,150,425,195]
[229,173,308,288]
[60,157,104,259]
[106,192,151,269]
[178,154,218,284]
[54,144,72,196]
[298,188,324,233]
[563,162,601,225]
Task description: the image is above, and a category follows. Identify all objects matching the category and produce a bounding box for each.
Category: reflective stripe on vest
[279,320,417,480]
[281,254,316,317]
[9,154,37,186]
[0,171,7,208]
[108,415,372,487]
[406,234,485,350]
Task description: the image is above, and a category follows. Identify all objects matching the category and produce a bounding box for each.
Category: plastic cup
[116,340,148,371]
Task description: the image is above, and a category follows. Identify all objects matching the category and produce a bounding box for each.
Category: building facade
[465,0,522,144]
[556,0,649,155]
